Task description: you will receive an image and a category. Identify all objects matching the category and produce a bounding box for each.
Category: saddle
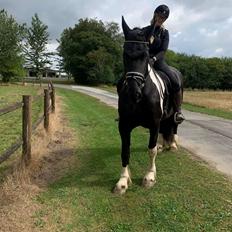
[149,65,176,118]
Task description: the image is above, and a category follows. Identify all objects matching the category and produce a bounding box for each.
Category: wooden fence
[0,82,55,166]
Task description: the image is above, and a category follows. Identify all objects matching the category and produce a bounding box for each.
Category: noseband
[125,72,145,88]
[124,40,149,88]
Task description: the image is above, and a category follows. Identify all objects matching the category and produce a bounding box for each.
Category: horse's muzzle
[133,91,142,103]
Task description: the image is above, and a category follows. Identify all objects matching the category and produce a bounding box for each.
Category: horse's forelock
[128,28,145,41]
[124,42,148,59]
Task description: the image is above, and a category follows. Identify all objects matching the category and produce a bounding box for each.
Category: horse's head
[121,16,149,103]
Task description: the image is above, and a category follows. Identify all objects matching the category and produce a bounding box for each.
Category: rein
[124,41,149,44]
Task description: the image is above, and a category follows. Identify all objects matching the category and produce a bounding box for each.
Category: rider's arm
[153,29,169,61]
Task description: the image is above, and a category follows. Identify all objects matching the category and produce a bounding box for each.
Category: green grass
[183,103,232,120]
[0,85,43,181]
[34,88,232,232]
[22,78,75,85]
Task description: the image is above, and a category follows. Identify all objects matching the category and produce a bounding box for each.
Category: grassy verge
[0,85,43,181]
[22,78,75,85]
[33,88,232,232]
[183,102,232,120]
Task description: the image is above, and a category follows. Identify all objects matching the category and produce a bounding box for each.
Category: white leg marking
[142,146,157,188]
[113,166,132,194]
[170,134,179,150]
[163,138,170,150]
[157,134,164,152]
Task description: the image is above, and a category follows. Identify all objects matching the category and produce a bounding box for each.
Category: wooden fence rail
[0,82,55,166]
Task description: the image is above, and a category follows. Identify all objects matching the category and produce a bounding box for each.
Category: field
[0,86,232,231]
[184,91,232,111]
[183,90,232,119]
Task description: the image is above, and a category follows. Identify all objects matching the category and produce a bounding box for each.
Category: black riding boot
[173,90,185,124]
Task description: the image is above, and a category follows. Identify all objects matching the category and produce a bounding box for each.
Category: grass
[183,102,232,120]
[0,85,44,181]
[33,88,232,232]
[22,77,75,85]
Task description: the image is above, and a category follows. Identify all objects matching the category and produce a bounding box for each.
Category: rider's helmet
[154,4,170,19]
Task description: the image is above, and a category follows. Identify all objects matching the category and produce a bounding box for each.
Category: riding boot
[173,90,185,124]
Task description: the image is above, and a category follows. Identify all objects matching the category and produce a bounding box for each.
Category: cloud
[199,28,218,37]
[0,0,232,57]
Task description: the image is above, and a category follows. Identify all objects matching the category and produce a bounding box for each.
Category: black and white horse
[113,17,184,194]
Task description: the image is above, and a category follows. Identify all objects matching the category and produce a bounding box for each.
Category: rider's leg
[173,90,185,124]
[154,60,185,124]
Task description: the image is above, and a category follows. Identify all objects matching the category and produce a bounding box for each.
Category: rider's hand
[152,56,157,62]
[149,56,157,66]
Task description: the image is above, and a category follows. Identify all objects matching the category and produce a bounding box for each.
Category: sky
[1,0,232,58]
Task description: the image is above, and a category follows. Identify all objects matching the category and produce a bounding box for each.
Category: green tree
[166,50,232,90]
[58,18,123,85]
[0,9,25,82]
[24,13,51,78]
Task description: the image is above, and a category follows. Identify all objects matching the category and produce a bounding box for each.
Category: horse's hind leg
[113,125,132,195]
[170,124,179,150]
[142,128,159,188]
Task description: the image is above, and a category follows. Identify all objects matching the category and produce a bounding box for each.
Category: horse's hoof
[170,142,178,151]
[112,177,129,195]
[142,172,156,188]
[113,184,127,195]
[157,144,163,153]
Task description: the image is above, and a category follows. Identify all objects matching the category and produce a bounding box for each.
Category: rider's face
[154,13,167,26]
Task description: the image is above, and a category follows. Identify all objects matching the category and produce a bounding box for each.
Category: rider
[142,4,185,124]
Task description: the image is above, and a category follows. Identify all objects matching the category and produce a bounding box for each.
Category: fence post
[44,89,49,131]
[22,95,32,166]
[50,83,55,113]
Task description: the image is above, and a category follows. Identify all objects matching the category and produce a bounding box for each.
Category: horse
[113,17,184,194]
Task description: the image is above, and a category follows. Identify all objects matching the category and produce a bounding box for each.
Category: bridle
[124,40,149,88]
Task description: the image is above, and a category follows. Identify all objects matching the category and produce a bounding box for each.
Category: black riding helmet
[154,4,170,19]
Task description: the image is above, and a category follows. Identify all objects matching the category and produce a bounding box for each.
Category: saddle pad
[148,64,166,113]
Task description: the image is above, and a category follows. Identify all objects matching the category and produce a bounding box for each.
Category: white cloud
[215,48,224,54]
[199,28,218,37]
[172,32,182,38]
[1,0,232,57]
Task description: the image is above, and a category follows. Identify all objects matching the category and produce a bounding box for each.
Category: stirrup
[174,112,185,124]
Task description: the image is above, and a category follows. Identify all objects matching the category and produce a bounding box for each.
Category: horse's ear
[122,16,131,38]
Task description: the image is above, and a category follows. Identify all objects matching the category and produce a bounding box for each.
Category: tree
[0,9,25,82]
[166,50,232,90]
[24,13,52,78]
[58,18,123,85]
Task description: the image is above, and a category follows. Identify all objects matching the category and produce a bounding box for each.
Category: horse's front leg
[142,127,159,188]
[113,124,132,194]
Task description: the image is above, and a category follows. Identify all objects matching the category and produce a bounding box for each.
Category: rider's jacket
[142,25,169,61]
